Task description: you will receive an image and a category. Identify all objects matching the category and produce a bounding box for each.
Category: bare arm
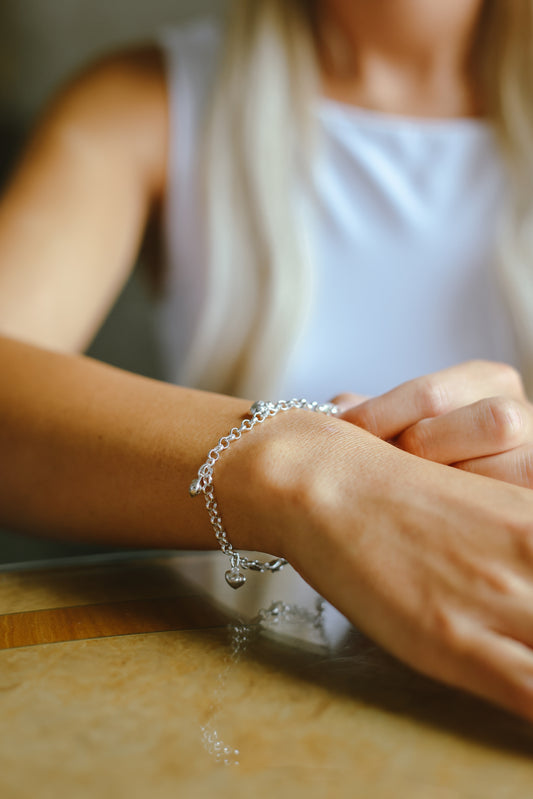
[0,48,255,549]
[2,50,533,722]
[0,48,167,352]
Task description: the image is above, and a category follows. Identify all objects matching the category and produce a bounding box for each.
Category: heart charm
[225,568,246,589]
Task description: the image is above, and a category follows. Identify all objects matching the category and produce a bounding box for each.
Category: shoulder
[34,46,169,197]
[23,19,225,203]
[41,19,224,195]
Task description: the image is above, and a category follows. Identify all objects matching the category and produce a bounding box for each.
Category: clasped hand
[336,360,533,488]
[242,359,533,719]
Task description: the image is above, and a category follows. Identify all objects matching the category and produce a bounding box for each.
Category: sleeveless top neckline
[156,20,518,400]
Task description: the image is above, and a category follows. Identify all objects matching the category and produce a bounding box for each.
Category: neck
[318,0,486,118]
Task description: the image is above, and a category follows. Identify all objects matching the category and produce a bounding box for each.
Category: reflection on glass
[201,598,329,766]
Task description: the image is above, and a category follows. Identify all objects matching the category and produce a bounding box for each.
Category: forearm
[0,335,255,549]
[6,333,533,721]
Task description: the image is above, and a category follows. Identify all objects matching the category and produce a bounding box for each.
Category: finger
[439,624,533,721]
[341,361,525,440]
[330,392,368,413]
[454,444,533,489]
[405,609,533,721]
[396,397,533,464]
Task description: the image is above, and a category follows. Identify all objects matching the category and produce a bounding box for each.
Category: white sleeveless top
[157,20,518,400]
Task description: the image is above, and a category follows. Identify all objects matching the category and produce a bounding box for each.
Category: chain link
[190,399,339,587]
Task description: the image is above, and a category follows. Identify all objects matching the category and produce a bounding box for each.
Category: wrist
[213,404,368,559]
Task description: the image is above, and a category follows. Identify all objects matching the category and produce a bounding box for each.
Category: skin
[2,0,533,720]
[319,0,485,117]
[337,361,533,489]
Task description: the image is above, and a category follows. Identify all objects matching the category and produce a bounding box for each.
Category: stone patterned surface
[1,554,533,798]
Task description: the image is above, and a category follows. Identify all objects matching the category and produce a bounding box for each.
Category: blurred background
[0,0,226,562]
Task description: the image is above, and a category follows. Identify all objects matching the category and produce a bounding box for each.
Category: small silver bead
[189,477,202,497]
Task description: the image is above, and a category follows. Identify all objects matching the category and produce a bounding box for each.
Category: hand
[335,360,533,488]
[220,409,533,720]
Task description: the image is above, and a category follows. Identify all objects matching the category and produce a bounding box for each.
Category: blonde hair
[478,0,533,395]
[178,0,317,397]
[179,0,533,398]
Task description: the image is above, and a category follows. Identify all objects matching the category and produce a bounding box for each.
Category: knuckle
[482,397,524,448]
[478,565,522,597]
[511,518,533,564]
[400,421,431,458]
[429,606,465,651]
[417,378,450,418]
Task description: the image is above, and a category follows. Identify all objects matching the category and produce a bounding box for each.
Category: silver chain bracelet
[189,399,339,589]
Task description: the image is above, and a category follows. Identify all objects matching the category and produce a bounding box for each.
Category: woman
[1,0,533,719]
